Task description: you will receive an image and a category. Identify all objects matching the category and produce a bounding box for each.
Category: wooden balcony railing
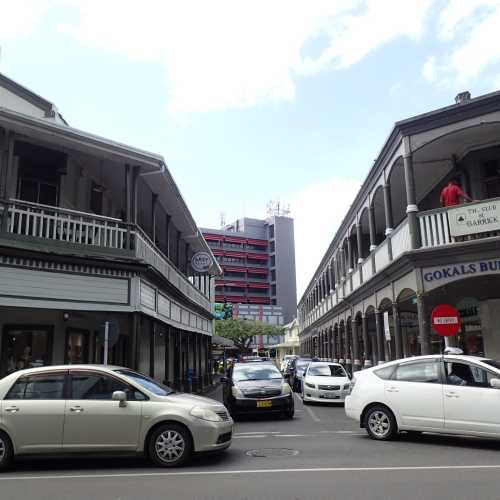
[0,199,212,313]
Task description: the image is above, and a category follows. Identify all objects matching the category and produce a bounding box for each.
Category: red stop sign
[431,304,460,337]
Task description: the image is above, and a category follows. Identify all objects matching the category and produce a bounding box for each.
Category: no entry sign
[431,304,460,337]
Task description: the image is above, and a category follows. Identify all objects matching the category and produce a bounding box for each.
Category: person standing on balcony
[440,178,473,207]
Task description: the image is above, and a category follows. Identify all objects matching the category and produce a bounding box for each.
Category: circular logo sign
[431,304,460,337]
[191,251,213,273]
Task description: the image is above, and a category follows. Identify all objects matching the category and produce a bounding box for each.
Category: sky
[1,0,500,300]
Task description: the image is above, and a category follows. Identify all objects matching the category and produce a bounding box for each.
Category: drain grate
[246,448,299,458]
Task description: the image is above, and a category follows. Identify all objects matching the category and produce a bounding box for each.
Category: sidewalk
[195,373,222,399]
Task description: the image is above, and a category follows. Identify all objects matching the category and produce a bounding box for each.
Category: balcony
[0,199,211,313]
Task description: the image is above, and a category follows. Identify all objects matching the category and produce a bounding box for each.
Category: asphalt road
[2,386,500,500]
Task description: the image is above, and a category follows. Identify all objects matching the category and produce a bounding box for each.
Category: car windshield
[483,359,500,371]
[308,365,347,377]
[233,364,282,382]
[115,369,175,396]
[296,360,311,369]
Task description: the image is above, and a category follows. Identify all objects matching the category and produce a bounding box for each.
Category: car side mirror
[112,390,127,407]
[490,378,500,389]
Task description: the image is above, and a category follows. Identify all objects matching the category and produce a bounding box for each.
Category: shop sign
[422,259,500,291]
[448,201,500,237]
[191,251,213,273]
[383,311,391,341]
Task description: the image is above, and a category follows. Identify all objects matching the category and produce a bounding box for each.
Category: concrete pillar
[375,309,385,363]
[347,237,353,273]
[356,224,363,279]
[328,262,334,293]
[368,205,377,275]
[151,193,158,244]
[403,149,421,249]
[392,302,403,359]
[132,166,140,225]
[362,315,371,367]
[383,183,393,261]
[176,231,182,268]
[416,293,431,355]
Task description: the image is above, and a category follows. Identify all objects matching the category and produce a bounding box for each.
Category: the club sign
[191,251,213,273]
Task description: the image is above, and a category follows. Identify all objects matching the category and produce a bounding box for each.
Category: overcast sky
[1,0,500,299]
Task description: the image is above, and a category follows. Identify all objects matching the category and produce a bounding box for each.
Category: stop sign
[431,304,460,337]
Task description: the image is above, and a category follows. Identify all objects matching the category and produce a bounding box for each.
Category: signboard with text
[431,304,460,337]
[448,200,500,237]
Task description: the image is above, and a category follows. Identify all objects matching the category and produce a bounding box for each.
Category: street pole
[104,321,109,365]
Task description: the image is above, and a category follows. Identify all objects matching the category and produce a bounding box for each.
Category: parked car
[280,355,298,372]
[302,362,351,404]
[0,365,233,469]
[345,353,500,441]
[289,357,312,392]
[222,362,294,419]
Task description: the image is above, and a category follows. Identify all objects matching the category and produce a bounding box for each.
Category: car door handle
[69,406,84,413]
[5,406,19,413]
[386,387,399,393]
[445,392,459,398]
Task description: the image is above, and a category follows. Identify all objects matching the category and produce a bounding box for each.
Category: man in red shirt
[440,179,472,207]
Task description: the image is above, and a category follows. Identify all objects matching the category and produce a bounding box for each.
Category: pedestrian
[440,178,473,207]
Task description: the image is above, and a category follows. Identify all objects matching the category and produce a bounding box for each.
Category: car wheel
[148,423,193,467]
[0,431,14,470]
[364,405,398,441]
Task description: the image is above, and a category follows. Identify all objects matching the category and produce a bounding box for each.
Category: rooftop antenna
[220,212,226,228]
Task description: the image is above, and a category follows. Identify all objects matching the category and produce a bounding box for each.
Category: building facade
[201,215,297,323]
[275,318,300,365]
[298,90,500,372]
[0,72,220,391]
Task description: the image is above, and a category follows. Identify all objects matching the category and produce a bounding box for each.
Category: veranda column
[361,314,372,367]
[403,139,421,249]
[416,293,431,355]
[375,309,385,363]
[392,302,403,359]
[356,223,364,282]
[368,205,377,275]
[383,183,393,260]
[352,319,361,372]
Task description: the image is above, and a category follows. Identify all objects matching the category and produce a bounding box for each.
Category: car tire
[0,431,14,470]
[148,423,193,467]
[364,405,398,441]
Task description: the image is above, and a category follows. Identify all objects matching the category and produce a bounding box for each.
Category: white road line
[3,465,500,481]
[234,432,281,435]
[273,434,307,437]
[234,435,267,439]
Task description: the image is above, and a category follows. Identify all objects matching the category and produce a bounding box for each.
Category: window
[115,369,174,396]
[374,365,396,380]
[6,373,65,400]
[445,361,495,388]
[308,364,347,377]
[70,371,146,401]
[394,361,440,383]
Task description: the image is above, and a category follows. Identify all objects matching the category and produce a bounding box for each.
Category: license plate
[256,400,272,408]
[322,393,339,399]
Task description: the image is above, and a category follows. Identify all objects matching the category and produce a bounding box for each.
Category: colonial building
[298,90,500,371]
[0,72,220,391]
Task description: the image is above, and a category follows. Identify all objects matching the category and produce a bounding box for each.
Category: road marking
[273,434,307,437]
[234,432,281,435]
[3,465,500,481]
[234,435,267,439]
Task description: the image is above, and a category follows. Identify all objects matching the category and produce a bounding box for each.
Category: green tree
[215,319,284,353]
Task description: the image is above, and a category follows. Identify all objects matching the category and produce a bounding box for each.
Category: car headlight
[231,386,244,398]
[343,383,350,390]
[281,383,292,395]
[190,406,223,422]
[305,382,316,389]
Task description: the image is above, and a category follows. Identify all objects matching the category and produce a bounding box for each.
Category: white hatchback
[345,354,500,440]
[302,362,351,404]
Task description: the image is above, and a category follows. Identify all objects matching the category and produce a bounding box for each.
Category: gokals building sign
[423,259,500,291]
[448,200,500,237]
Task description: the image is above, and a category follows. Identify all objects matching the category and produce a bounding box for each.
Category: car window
[115,369,173,396]
[5,373,65,400]
[308,365,347,377]
[374,365,396,380]
[445,362,495,388]
[70,371,146,401]
[394,361,440,384]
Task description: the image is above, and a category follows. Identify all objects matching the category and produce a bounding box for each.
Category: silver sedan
[0,365,233,469]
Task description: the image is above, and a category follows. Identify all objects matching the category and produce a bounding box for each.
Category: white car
[302,362,351,404]
[0,365,233,469]
[345,354,500,441]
